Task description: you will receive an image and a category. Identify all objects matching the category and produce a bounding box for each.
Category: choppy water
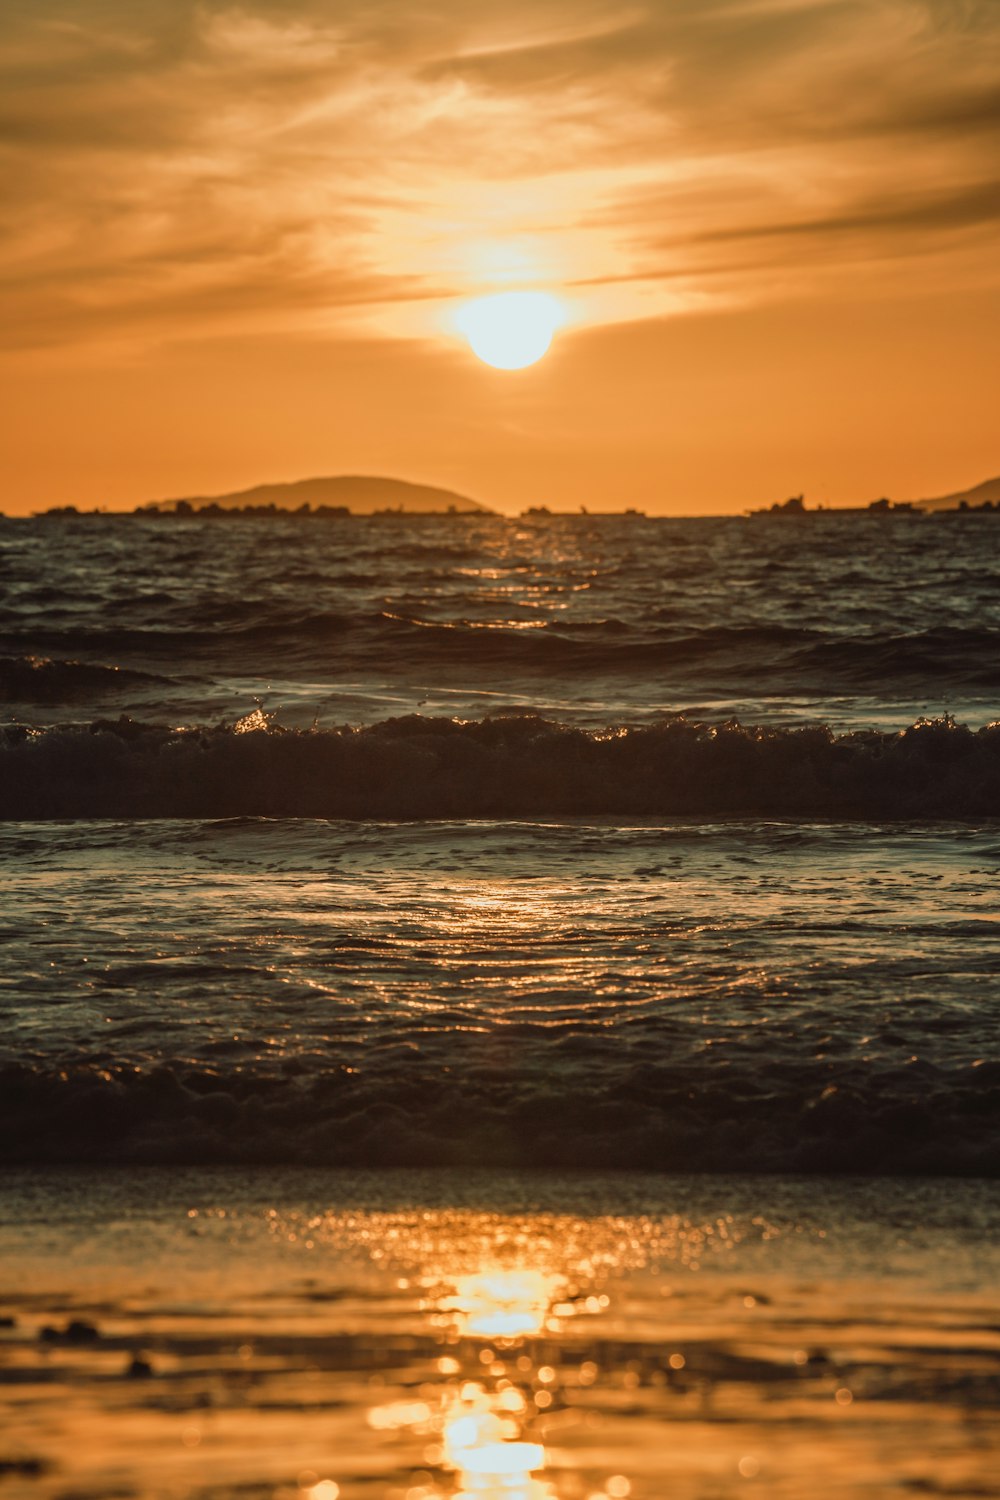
[1,512,998,1171]
[3,511,999,728]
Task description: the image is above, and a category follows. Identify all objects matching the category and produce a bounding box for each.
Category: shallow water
[2,1168,999,1500]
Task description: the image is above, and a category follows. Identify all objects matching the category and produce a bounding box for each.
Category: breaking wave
[3,712,999,819]
[0,1052,995,1175]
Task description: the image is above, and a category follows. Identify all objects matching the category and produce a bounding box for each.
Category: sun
[456,291,564,370]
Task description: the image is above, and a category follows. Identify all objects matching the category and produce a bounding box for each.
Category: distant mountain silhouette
[148,475,493,515]
[915,475,1000,511]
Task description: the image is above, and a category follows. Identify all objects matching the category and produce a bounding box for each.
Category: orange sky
[1,0,997,515]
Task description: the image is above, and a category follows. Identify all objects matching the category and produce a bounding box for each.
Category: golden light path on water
[239,1190,839,1500]
[190,1190,776,1500]
[366,1266,622,1500]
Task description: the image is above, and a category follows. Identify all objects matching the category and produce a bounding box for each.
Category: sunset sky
[1,0,997,515]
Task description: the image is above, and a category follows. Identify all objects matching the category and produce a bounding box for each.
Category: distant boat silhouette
[749,494,920,517]
[747,474,1000,517]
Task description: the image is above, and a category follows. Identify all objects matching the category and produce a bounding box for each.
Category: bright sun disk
[457,291,564,370]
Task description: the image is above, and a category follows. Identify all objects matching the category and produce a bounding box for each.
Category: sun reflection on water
[251,1200,765,1497]
[368,1266,587,1500]
[442,1381,548,1498]
[440,1270,560,1339]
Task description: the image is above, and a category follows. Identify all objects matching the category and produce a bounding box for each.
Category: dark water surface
[1,512,997,1170]
[3,511,999,728]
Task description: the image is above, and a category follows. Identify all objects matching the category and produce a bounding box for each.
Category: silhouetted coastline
[16,467,999,520]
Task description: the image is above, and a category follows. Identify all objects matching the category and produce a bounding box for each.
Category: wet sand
[1,1169,998,1500]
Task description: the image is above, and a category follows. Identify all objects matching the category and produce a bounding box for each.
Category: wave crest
[0,1055,995,1174]
[3,713,999,819]
[0,655,169,703]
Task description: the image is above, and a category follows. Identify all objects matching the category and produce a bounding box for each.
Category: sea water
[1,509,998,1499]
[0,510,997,1169]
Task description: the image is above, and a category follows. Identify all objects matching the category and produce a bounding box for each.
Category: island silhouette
[143,474,494,516]
[916,474,1000,511]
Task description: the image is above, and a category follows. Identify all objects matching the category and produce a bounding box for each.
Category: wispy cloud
[1,0,997,356]
[696,180,1000,245]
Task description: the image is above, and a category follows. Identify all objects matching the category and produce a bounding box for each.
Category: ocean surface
[1,510,998,1172]
[3,510,1000,1500]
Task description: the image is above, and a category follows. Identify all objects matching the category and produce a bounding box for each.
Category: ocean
[1,509,998,1498]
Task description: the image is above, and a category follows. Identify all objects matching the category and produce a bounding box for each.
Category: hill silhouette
[915,475,1000,511]
[148,475,493,515]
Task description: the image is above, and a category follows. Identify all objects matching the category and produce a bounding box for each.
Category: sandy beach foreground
[1,1169,997,1500]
